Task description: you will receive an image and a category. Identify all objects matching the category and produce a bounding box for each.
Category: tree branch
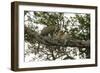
[25,26,90,48]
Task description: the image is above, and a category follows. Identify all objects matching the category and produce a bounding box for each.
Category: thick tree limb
[25,26,90,48]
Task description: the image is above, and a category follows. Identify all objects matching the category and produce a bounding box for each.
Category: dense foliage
[24,11,90,62]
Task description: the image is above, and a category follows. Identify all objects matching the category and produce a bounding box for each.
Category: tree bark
[25,26,90,48]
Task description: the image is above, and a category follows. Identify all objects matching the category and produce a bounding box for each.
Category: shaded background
[24,11,90,62]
